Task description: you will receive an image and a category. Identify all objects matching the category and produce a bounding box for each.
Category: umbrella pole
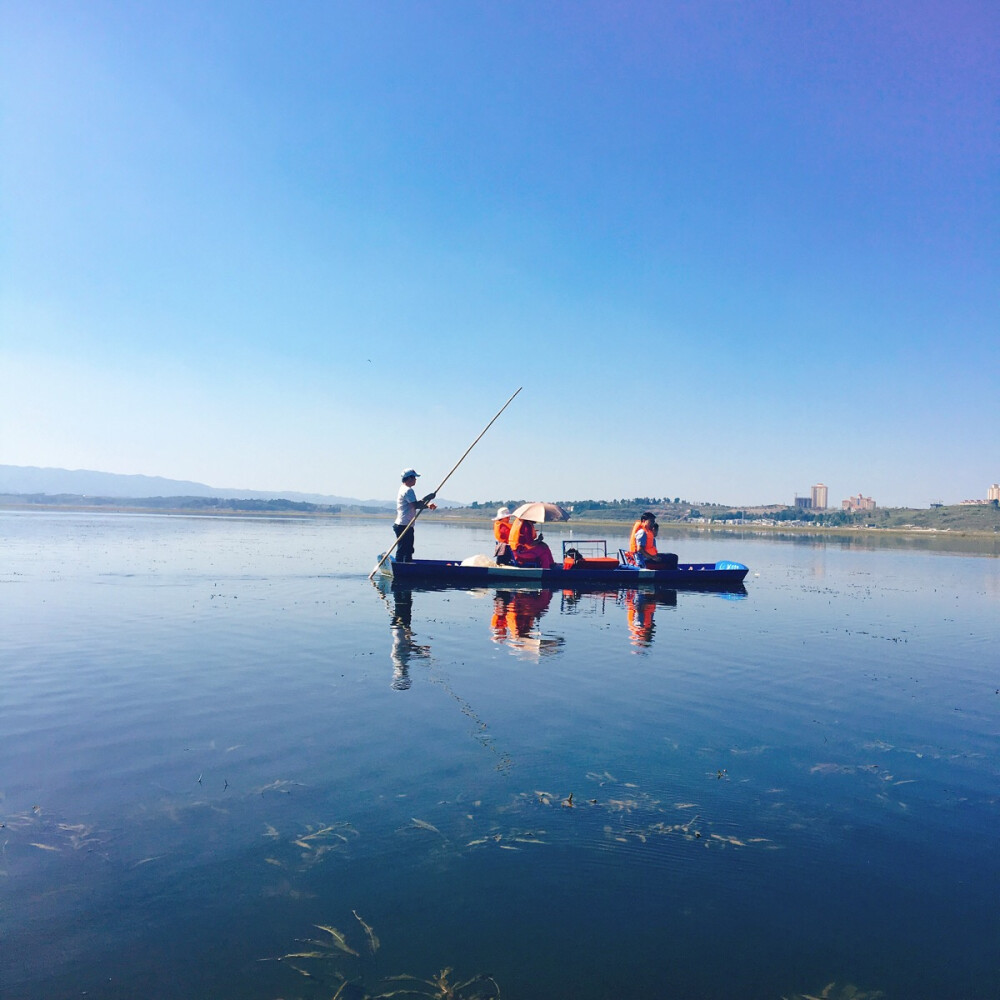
[368,387,523,580]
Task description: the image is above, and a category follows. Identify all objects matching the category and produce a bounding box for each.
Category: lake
[1,511,997,1000]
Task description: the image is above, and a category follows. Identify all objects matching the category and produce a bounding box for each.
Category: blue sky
[1,1,996,507]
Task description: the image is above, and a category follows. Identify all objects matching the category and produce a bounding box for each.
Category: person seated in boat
[628,512,667,569]
[493,506,513,564]
[509,516,555,569]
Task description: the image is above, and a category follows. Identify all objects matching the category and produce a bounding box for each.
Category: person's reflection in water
[490,589,563,658]
[624,588,677,648]
[388,588,430,690]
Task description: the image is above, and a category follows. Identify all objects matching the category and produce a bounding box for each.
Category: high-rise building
[988,483,1000,502]
[811,483,828,510]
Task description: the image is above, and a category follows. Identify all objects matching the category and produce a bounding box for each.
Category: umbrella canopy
[511,501,570,523]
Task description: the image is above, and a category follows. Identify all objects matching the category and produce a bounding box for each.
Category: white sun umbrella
[510,502,570,522]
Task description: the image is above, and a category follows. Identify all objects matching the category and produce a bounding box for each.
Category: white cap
[494,506,510,520]
[401,469,419,480]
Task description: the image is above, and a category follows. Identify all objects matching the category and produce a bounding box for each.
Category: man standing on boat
[394,469,437,563]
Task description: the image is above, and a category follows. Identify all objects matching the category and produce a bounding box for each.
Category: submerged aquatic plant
[268,915,500,999]
[783,982,884,1000]
[501,774,780,853]
[353,909,380,955]
[379,967,500,998]
[262,819,360,876]
[0,807,103,864]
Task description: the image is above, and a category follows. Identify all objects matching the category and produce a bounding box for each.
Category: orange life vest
[628,520,657,555]
[494,518,511,544]
[509,518,536,550]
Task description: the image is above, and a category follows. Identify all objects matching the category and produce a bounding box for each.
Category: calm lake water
[2,511,997,1000]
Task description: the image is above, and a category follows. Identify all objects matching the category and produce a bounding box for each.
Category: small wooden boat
[374,539,749,592]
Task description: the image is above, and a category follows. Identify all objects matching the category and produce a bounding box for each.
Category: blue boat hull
[375,555,749,591]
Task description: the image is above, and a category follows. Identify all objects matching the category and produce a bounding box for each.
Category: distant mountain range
[0,465,462,509]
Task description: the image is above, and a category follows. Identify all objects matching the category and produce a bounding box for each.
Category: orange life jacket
[628,520,657,555]
[494,518,511,544]
[509,518,536,550]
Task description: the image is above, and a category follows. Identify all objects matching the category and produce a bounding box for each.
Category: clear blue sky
[2,1,996,507]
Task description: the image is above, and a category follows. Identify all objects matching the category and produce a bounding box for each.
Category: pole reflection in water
[373,578,516,770]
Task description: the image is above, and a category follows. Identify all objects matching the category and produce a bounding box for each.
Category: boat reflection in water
[490,589,565,660]
[559,586,680,649]
[377,577,747,674]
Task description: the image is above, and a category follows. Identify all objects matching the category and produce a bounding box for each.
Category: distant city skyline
[2,3,996,509]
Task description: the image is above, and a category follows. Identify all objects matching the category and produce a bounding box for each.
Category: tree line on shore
[0,493,348,514]
[2,492,997,532]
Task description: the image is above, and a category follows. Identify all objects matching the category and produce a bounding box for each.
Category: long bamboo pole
[368,386,523,580]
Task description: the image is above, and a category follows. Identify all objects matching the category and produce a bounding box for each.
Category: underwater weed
[268,916,500,999]
[783,982,884,1000]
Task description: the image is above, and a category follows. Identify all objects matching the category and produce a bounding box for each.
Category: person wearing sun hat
[493,507,512,545]
[393,469,437,563]
[492,506,513,564]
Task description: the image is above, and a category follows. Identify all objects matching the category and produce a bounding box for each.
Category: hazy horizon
[1,462,993,510]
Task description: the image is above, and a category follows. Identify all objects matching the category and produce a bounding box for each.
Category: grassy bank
[440,501,1000,538]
